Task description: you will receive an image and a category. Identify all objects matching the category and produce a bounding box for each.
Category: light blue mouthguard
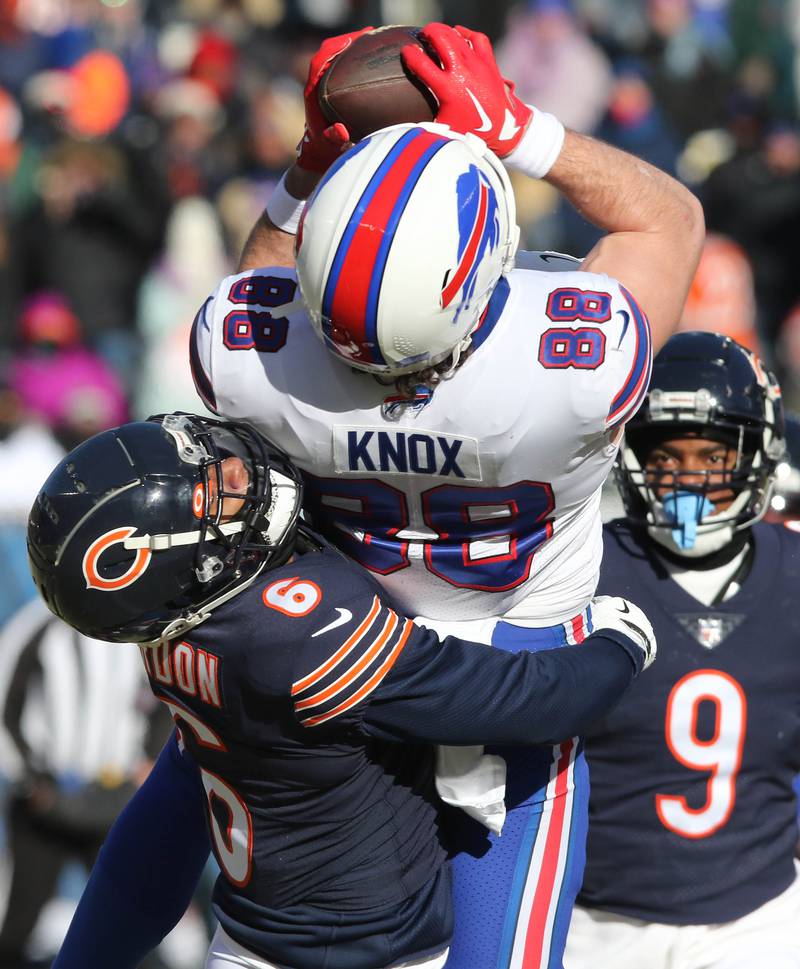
[661,490,716,550]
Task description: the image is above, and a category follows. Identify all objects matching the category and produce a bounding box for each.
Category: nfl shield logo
[677,614,745,650]
[697,617,724,650]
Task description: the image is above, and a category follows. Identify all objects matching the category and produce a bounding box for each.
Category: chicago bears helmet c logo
[82,527,152,591]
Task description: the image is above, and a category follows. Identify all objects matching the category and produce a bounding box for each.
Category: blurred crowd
[1,0,800,965]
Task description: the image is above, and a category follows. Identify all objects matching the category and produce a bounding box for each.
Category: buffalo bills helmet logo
[82,527,152,591]
[442,165,500,318]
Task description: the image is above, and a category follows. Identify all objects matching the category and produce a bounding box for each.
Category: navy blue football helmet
[27,413,303,643]
[616,332,785,556]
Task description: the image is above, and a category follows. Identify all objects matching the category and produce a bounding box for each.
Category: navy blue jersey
[138,539,640,969]
[578,520,800,925]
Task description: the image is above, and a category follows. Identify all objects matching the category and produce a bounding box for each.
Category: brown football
[317,25,438,142]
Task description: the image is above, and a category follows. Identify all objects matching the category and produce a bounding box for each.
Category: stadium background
[0,0,799,965]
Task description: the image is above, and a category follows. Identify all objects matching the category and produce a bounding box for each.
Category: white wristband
[504,107,565,180]
[265,172,305,234]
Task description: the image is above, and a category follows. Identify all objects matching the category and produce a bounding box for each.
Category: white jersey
[191,252,652,625]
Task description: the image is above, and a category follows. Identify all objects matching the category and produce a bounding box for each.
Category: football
[317,25,438,141]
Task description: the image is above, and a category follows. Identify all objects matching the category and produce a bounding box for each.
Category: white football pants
[564,864,800,969]
[205,925,449,969]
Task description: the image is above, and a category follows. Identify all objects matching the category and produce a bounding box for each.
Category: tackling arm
[363,598,655,745]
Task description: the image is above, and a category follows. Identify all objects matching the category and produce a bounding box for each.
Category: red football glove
[402,23,532,158]
[296,28,374,173]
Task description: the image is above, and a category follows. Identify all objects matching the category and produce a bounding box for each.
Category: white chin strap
[139,467,299,647]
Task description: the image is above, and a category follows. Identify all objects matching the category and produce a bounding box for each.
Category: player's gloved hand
[402,23,532,158]
[589,596,657,672]
[297,28,374,172]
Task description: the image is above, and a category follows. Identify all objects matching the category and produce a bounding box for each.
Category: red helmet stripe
[441,182,489,308]
[324,129,448,365]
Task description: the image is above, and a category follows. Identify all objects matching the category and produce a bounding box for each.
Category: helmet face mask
[615,333,785,558]
[27,414,303,644]
[295,122,519,378]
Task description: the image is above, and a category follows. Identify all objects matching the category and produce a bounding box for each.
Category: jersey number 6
[159,697,254,886]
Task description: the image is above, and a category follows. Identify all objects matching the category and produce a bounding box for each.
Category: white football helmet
[295,122,520,377]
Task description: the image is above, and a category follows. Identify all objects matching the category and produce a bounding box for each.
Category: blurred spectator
[213,83,302,252]
[0,3,49,98]
[775,302,800,413]
[152,77,235,200]
[7,292,128,450]
[23,50,131,141]
[497,0,613,133]
[0,598,172,969]
[0,292,129,627]
[0,84,21,328]
[702,123,800,348]
[0,367,62,630]
[187,29,239,102]
[595,59,680,174]
[631,0,735,138]
[728,0,797,121]
[678,232,760,353]
[557,55,682,255]
[134,197,230,419]
[0,87,20,184]
[7,138,167,380]
[238,84,302,191]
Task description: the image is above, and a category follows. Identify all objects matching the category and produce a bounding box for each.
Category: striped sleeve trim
[606,286,652,428]
[561,604,593,645]
[292,606,413,727]
[291,596,381,696]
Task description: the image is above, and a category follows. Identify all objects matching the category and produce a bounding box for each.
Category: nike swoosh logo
[619,600,630,614]
[311,607,353,638]
[466,88,493,133]
[615,309,630,348]
[538,252,580,264]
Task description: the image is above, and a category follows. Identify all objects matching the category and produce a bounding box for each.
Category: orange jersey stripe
[291,596,381,696]
[294,610,399,712]
[302,620,413,727]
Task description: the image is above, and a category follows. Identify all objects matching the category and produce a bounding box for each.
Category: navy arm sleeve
[363,627,639,746]
[52,732,211,969]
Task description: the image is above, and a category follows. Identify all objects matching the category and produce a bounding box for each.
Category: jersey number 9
[656,669,747,839]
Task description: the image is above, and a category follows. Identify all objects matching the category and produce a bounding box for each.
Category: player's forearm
[237,165,321,273]
[545,130,705,350]
[367,631,639,746]
[544,130,699,241]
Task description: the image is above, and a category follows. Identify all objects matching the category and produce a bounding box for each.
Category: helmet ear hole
[296,123,519,378]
